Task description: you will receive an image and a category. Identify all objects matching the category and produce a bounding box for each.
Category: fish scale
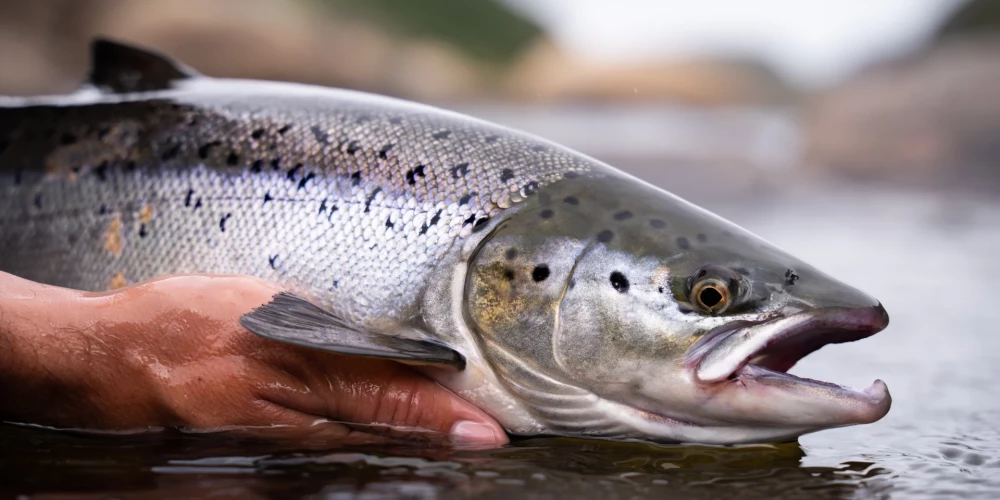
[0,83,598,324]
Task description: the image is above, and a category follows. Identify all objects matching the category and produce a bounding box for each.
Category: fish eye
[692,279,730,313]
[688,265,746,314]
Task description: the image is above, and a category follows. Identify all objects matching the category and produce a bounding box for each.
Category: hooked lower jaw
[688,305,892,426]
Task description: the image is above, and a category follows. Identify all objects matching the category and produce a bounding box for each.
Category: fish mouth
[687,305,891,424]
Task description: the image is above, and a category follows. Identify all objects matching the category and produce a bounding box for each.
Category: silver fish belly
[0,40,892,444]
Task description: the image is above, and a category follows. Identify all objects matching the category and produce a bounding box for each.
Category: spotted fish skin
[0,41,893,444]
[0,79,600,325]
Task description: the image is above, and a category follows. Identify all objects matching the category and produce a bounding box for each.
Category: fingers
[260,351,509,448]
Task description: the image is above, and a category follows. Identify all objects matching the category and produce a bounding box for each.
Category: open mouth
[686,306,891,419]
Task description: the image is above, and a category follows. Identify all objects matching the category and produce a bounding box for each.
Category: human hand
[0,272,506,447]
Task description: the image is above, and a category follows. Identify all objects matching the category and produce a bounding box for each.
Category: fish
[0,39,891,444]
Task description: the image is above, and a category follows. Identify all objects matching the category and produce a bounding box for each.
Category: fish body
[0,40,891,444]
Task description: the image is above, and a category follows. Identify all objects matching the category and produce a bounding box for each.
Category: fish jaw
[681,304,892,436]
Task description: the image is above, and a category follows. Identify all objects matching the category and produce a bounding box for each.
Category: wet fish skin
[0,75,592,325]
[0,40,891,444]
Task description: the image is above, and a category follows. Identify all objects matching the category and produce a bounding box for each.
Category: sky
[503,0,966,88]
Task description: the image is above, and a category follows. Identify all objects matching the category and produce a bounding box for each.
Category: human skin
[0,272,506,447]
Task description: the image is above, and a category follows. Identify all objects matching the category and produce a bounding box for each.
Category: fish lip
[688,305,889,386]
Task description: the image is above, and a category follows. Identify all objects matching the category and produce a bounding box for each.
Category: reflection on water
[2,106,999,498]
[0,424,893,499]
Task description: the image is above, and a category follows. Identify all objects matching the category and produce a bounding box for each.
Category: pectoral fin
[239,292,465,370]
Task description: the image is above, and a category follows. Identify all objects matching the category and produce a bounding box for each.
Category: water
[2,107,999,498]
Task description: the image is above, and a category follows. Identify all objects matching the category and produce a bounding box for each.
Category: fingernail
[449,420,505,447]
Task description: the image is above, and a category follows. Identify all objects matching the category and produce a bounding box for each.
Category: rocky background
[0,0,997,191]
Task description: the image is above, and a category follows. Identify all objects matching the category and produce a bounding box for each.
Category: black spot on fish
[472,217,490,232]
[332,279,339,289]
[785,269,800,285]
[161,144,181,161]
[563,196,579,205]
[287,163,303,181]
[60,133,77,145]
[196,139,220,158]
[597,230,614,243]
[563,171,580,179]
[249,159,263,173]
[263,192,273,205]
[94,161,109,182]
[369,243,378,250]
[99,204,107,215]
[351,171,362,186]
[220,213,232,232]
[251,128,265,140]
[610,271,629,293]
[71,165,81,175]
[268,255,278,269]
[311,126,329,144]
[124,161,136,172]
[613,210,633,221]
[139,224,148,238]
[658,286,665,293]
[430,209,442,226]
[697,233,707,243]
[319,198,328,214]
[405,165,426,185]
[458,192,476,205]
[485,135,499,143]
[532,265,550,282]
[297,172,315,190]
[277,124,292,135]
[271,158,282,171]
[226,152,240,166]
[505,248,518,260]
[194,198,202,210]
[676,237,690,250]
[463,214,476,226]
[451,163,470,178]
[538,192,552,206]
[503,268,515,281]
[33,193,42,209]
[378,144,393,159]
[184,189,194,207]
[500,169,514,182]
[650,219,666,229]
[364,187,382,213]
[432,130,452,140]
[522,181,538,196]
[345,140,360,155]
[540,209,554,219]
[385,216,395,229]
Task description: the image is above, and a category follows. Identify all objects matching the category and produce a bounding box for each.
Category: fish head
[465,174,890,444]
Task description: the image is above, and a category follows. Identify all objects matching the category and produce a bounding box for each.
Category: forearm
[0,273,163,428]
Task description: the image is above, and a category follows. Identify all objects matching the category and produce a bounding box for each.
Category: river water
[1,106,998,499]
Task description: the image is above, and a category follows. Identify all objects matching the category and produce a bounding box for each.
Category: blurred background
[0,0,997,194]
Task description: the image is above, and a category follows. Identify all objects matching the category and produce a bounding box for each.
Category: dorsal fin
[86,37,200,93]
